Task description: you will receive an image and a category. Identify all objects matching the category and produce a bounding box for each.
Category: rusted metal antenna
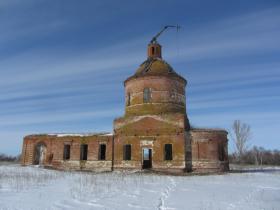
[150,25,180,44]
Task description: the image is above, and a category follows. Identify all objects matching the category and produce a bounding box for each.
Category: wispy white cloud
[1,6,279,91]
[0,5,280,154]
[0,40,145,89]
[189,95,280,110]
[165,7,280,62]
[0,108,122,127]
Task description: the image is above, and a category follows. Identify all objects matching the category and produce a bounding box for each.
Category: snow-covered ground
[0,165,279,210]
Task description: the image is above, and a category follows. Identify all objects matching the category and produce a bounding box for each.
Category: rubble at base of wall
[50,160,113,172]
[192,160,229,172]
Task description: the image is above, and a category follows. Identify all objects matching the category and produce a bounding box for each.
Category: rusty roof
[125,58,186,84]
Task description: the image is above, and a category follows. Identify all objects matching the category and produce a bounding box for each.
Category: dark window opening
[143,88,151,103]
[164,144,173,160]
[80,144,88,160]
[127,93,131,106]
[63,144,71,160]
[99,144,106,160]
[218,144,225,161]
[123,144,131,160]
[197,143,200,159]
[151,47,155,55]
[49,153,53,164]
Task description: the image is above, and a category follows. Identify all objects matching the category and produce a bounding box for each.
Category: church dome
[125,43,186,84]
[136,58,184,77]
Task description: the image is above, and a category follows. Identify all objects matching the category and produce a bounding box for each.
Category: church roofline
[190,128,228,134]
[24,132,113,138]
[124,72,187,86]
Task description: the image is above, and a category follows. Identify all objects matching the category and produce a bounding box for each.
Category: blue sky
[0,0,280,155]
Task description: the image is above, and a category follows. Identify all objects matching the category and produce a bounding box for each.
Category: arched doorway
[33,142,47,165]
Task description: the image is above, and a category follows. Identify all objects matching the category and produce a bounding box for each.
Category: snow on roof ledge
[27,132,113,137]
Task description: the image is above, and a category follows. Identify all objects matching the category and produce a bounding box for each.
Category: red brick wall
[125,76,187,117]
[113,134,186,172]
[190,129,229,172]
[21,134,113,172]
[113,113,187,172]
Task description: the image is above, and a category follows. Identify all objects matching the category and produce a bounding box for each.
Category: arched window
[143,88,151,103]
[34,142,47,165]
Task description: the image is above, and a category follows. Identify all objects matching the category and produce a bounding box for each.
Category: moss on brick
[125,103,185,117]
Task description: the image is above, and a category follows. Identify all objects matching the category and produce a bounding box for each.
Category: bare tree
[231,120,251,162]
[252,146,263,166]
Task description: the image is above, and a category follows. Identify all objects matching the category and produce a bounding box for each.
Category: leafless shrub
[0,166,64,192]
[68,171,164,202]
[0,153,20,162]
[229,147,280,166]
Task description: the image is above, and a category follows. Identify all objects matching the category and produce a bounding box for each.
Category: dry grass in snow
[0,164,280,210]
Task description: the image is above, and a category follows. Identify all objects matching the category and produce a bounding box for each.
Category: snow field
[0,165,279,210]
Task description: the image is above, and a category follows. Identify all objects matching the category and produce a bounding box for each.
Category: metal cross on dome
[150,25,181,44]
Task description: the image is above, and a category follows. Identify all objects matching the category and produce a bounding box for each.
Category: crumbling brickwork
[190,129,229,172]
[21,134,113,172]
[21,42,229,173]
[113,114,187,172]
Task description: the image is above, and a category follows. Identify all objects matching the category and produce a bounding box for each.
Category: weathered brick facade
[21,42,229,173]
[22,133,113,172]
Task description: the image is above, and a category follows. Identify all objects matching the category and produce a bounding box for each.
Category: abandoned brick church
[21,38,229,173]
